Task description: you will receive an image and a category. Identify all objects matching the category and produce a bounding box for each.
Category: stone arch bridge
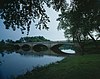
[14,41,80,54]
[14,41,79,54]
[14,41,76,48]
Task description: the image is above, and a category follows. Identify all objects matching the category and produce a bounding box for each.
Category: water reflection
[0,50,64,79]
[0,44,76,79]
[59,44,75,54]
[61,49,75,54]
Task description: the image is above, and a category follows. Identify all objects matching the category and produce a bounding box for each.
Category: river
[0,48,75,79]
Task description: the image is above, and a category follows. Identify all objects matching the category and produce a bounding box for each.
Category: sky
[0,0,71,41]
[0,6,66,41]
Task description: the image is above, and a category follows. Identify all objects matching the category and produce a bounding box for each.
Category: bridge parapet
[14,41,75,48]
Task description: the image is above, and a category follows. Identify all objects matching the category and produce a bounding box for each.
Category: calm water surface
[0,47,75,79]
[0,50,65,79]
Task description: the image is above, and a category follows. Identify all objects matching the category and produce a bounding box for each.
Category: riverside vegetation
[0,37,100,79]
[16,54,100,79]
[0,36,50,51]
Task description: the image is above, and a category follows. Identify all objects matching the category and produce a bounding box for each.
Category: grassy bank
[16,54,100,79]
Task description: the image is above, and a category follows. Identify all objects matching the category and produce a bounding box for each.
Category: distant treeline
[0,41,15,51]
[0,36,50,43]
[15,36,50,43]
[0,36,50,50]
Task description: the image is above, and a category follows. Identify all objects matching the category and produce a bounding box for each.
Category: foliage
[6,39,14,43]
[0,40,5,49]
[0,40,5,44]
[0,36,50,50]
[0,0,67,34]
[57,0,100,53]
[0,40,15,51]
[15,36,50,43]
[57,0,100,42]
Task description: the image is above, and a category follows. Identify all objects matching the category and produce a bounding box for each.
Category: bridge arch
[50,43,75,54]
[21,44,31,51]
[51,44,64,48]
[14,41,77,54]
[33,44,48,52]
[50,44,64,54]
[14,45,21,50]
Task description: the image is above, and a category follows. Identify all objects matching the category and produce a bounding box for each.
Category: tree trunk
[88,32,97,47]
[76,35,84,55]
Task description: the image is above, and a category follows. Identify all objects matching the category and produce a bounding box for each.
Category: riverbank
[16,54,100,79]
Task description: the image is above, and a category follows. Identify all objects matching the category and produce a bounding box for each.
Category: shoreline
[16,54,100,79]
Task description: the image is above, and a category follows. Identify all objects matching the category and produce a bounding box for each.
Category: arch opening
[33,44,48,52]
[14,45,20,50]
[21,44,31,51]
[50,44,64,54]
[51,44,75,55]
[59,44,75,54]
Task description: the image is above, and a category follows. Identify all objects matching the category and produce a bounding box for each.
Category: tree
[0,40,5,44]
[57,0,100,53]
[15,36,50,43]
[0,0,67,34]
[6,39,14,43]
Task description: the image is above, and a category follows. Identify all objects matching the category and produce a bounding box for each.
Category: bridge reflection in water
[14,41,77,55]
